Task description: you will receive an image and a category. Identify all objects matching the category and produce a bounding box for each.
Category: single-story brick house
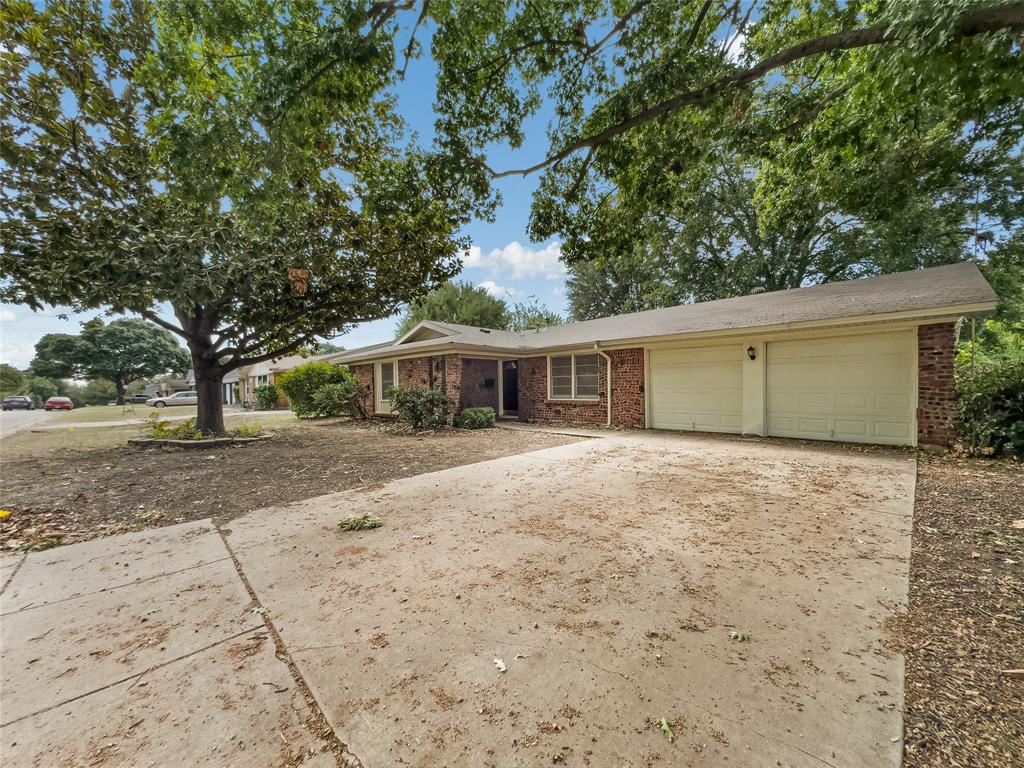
[327,263,996,447]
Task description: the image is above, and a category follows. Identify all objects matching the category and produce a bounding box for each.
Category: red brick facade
[516,348,646,428]
[350,363,375,416]
[459,358,500,411]
[917,322,958,446]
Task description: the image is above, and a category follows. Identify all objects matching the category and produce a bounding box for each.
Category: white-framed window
[548,354,600,400]
[376,360,397,412]
[256,374,269,386]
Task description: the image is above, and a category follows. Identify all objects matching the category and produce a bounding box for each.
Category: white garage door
[650,345,742,432]
[766,331,916,446]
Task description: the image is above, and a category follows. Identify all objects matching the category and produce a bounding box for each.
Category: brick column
[917,323,957,447]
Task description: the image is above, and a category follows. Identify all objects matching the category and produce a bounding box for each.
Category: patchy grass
[44,404,198,424]
[896,454,1023,768]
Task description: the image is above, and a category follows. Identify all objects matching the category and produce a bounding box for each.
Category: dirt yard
[0,418,578,551]
[895,454,1023,768]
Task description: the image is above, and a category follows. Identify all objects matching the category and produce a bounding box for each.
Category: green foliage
[254,383,278,410]
[20,376,59,406]
[63,379,119,407]
[276,362,355,417]
[954,320,1024,456]
[337,514,383,532]
[312,380,369,418]
[0,364,25,398]
[30,319,189,398]
[387,386,453,430]
[428,1,1024,317]
[232,423,265,438]
[146,414,203,440]
[508,298,562,331]
[397,282,510,336]
[456,407,496,429]
[1,0,489,434]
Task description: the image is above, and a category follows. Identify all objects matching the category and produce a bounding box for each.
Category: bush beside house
[954,320,1024,456]
[457,407,496,429]
[387,386,453,430]
[277,361,367,418]
[254,383,278,410]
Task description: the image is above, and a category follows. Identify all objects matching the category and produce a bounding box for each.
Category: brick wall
[917,322,957,446]
[460,358,500,411]
[517,348,645,428]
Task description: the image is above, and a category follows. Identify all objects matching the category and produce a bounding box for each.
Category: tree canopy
[424,0,1023,315]
[396,282,510,336]
[1,0,487,432]
[395,282,563,335]
[30,319,190,400]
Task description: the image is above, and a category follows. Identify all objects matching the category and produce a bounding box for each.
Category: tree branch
[494,1,1024,178]
[140,310,193,342]
[398,0,430,79]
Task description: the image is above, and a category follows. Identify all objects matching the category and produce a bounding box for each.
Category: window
[549,354,600,400]
[256,374,269,386]
[379,361,396,400]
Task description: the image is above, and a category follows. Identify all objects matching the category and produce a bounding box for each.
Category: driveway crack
[213,521,364,768]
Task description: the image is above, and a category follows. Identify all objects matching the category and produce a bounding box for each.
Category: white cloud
[0,309,16,322]
[478,280,516,297]
[463,241,566,280]
[551,284,567,297]
[724,30,746,63]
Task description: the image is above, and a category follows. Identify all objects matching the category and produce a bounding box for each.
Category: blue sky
[0,26,566,368]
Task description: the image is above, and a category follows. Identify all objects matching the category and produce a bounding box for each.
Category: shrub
[387,385,453,430]
[954,320,1024,456]
[954,360,1024,456]
[232,422,264,438]
[254,383,278,410]
[457,406,496,429]
[276,361,354,416]
[312,379,369,418]
[146,414,206,440]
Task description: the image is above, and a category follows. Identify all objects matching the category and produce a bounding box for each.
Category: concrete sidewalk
[0,522,334,767]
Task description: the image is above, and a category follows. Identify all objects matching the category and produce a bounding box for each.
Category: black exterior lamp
[746,345,757,361]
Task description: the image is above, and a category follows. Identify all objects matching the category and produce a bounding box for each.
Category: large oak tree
[1,0,488,433]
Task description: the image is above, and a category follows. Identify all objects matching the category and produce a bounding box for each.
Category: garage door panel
[767,331,915,446]
[651,345,742,433]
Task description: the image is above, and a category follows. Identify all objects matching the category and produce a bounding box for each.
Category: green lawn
[45,404,198,423]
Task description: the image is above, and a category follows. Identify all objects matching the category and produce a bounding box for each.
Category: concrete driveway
[1,432,915,767]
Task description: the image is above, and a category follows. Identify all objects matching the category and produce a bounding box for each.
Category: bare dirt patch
[894,454,1023,768]
[0,419,579,550]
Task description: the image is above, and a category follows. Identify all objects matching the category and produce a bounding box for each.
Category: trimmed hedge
[276,361,354,417]
[457,406,496,429]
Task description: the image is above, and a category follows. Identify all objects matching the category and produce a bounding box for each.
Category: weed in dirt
[21,537,63,553]
[337,514,382,532]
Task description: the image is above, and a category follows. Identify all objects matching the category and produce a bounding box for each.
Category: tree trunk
[192,358,225,435]
[114,376,126,405]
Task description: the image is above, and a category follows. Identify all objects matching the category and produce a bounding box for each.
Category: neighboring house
[237,354,309,407]
[149,378,191,397]
[329,263,997,448]
[185,368,241,404]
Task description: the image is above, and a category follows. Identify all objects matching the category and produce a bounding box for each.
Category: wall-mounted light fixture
[746,345,757,361]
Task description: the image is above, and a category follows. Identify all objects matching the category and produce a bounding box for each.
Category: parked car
[44,396,74,411]
[127,393,151,403]
[2,395,35,411]
[146,391,198,408]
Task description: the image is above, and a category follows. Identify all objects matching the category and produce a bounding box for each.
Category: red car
[44,396,74,411]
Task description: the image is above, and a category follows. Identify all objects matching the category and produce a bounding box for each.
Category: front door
[502,360,519,413]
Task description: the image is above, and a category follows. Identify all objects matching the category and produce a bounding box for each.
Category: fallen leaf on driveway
[658,718,674,742]
[493,657,506,673]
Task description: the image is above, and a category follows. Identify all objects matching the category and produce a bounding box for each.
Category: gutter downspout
[594,342,612,427]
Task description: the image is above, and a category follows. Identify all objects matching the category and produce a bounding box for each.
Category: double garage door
[649,331,916,445]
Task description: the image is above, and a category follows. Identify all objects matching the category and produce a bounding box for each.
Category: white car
[146,391,198,408]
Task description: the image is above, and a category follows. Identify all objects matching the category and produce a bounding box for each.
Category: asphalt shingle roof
[332,262,996,363]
